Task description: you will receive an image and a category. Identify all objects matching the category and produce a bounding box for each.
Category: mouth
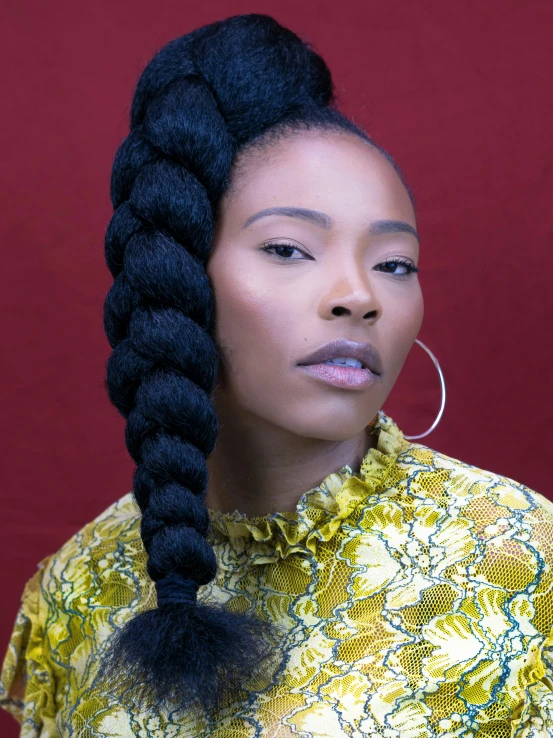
[296,339,382,391]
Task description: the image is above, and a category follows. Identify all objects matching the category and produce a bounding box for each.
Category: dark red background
[2,2,552,733]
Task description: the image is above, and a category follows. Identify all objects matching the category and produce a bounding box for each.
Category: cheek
[217,291,277,357]
[381,285,425,381]
[209,257,292,385]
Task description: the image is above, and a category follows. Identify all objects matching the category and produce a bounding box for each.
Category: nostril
[363,310,378,320]
[331,306,350,316]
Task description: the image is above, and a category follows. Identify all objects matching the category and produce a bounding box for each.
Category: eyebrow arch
[242,207,332,230]
[242,207,419,242]
[369,219,419,242]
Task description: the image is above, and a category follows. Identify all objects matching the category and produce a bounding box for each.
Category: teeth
[324,358,364,368]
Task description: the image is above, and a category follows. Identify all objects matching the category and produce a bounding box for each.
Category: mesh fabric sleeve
[0,555,59,737]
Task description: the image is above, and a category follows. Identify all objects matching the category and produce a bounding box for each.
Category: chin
[284,415,373,442]
[283,394,380,440]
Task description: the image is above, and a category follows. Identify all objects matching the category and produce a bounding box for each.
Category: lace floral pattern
[2,411,553,737]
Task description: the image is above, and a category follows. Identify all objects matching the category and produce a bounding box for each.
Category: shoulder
[41,492,146,608]
[1,495,145,727]
[34,492,148,678]
[50,490,142,560]
[394,442,553,608]
[397,440,553,522]
[28,492,148,628]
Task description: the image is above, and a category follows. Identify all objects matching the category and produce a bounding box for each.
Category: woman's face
[206,131,423,441]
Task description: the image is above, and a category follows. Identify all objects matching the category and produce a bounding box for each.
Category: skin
[205,131,423,517]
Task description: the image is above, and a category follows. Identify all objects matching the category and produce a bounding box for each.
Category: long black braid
[100,12,408,713]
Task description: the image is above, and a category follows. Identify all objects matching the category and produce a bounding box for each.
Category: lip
[297,339,383,375]
[298,362,378,390]
[296,339,382,391]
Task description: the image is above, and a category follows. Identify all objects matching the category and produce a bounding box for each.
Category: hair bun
[131,14,334,142]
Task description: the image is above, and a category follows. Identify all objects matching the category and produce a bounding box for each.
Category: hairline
[221,121,417,214]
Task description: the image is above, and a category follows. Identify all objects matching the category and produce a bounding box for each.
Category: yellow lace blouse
[2,411,553,737]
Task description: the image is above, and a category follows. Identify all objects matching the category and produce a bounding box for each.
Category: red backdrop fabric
[2,2,552,733]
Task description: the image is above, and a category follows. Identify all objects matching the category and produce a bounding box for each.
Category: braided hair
[101,12,406,713]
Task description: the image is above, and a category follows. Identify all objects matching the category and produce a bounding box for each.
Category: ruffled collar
[207,410,410,563]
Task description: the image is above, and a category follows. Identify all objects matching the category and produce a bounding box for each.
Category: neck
[206,399,378,518]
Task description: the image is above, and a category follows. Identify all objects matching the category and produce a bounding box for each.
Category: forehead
[222,132,416,229]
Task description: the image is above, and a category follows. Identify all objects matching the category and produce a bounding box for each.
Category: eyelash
[260,241,419,279]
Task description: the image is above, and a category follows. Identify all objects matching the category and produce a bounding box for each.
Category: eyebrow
[242,207,419,242]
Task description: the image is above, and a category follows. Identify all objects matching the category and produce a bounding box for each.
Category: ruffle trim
[208,411,410,563]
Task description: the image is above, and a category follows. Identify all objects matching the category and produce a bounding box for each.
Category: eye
[375,259,419,279]
[260,241,313,261]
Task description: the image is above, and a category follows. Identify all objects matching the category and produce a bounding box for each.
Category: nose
[318,260,381,322]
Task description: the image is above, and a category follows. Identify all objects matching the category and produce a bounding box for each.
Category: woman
[2,13,552,738]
